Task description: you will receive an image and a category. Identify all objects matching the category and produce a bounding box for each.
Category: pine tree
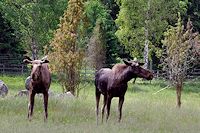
[47,0,84,95]
[0,13,23,55]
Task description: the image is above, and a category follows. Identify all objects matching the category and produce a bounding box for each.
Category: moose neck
[117,66,136,83]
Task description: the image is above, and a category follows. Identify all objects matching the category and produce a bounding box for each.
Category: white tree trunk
[31,37,38,60]
[144,0,150,69]
[144,31,149,69]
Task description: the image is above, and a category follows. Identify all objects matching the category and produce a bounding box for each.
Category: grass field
[0,75,200,133]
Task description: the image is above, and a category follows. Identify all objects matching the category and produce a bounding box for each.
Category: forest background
[0,0,199,95]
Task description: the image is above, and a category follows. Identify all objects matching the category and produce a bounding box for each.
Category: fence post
[21,65,24,74]
[2,64,4,73]
[157,70,159,78]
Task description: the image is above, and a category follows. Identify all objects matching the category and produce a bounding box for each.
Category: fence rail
[0,64,199,79]
[152,69,200,79]
[80,69,200,81]
[0,64,28,74]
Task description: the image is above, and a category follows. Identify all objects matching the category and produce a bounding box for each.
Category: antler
[41,56,48,61]
[23,59,32,64]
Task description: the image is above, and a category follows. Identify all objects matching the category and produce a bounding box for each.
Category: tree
[0,0,67,59]
[115,0,181,69]
[183,0,200,32]
[162,13,199,107]
[0,12,24,55]
[101,0,120,20]
[87,20,106,70]
[84,0,124,67]
[47,0,84,96]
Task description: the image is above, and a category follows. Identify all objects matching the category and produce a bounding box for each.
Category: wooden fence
[0,64,28,74]
[187,68,200,79]
[0,54,199,78]
[152,69,200,79]
[0,65,199,79]
[80,68,200,82]
[0,54,28,74]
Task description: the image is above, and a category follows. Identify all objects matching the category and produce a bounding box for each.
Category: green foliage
[47,0,84,95]
[115,0,181,59]
[179,0,189,15]
[0,13,24,54]
[84,0,110,31]
[0,0,67,57]
[84,0,122,66]
[184,0,200,32]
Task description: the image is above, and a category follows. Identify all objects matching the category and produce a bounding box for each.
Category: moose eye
[133,65,141,70]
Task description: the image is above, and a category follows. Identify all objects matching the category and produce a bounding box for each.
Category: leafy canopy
[115,0,184,59]
[0,0,67,56]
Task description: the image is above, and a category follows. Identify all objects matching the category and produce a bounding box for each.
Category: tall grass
[0,75,200,133]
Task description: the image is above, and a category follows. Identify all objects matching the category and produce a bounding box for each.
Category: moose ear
[23,59,32,64]
[41,59,49,64]
[123,59,131,66]
[23,56,32,61]
[138,62,145,66]
[44,60,49,63]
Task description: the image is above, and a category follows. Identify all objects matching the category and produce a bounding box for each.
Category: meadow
[0,75,200,133]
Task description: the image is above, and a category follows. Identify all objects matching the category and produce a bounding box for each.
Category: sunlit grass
[0,75,200,133]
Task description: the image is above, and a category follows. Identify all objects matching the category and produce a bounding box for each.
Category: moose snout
[147,73,153,80]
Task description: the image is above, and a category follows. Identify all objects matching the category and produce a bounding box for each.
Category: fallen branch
[152,85,170,95]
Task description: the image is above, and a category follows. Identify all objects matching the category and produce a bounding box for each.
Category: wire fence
[0,54,199,79]
[0,64,28,75]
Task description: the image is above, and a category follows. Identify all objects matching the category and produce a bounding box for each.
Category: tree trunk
[143,0,150,69]
[31,37,38,60]
[144,33,149,69]
[66,62,76,96]
[176,82,183,108]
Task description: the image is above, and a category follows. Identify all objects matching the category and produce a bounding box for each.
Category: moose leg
[101,95,107,123]
[43,91,49,121]
[28,92,36,121]
[106,95,112,122]
[96,91,101,125]
[118,96,124,122]
[132,78,137,84]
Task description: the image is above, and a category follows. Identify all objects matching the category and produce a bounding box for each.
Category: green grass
[0,75,200,133]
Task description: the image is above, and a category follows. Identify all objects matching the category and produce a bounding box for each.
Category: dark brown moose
[95,59,153,124]
[23,56,51,121]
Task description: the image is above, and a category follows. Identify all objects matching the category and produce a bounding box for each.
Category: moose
[95,59,153,124]
[23,56,51,121]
